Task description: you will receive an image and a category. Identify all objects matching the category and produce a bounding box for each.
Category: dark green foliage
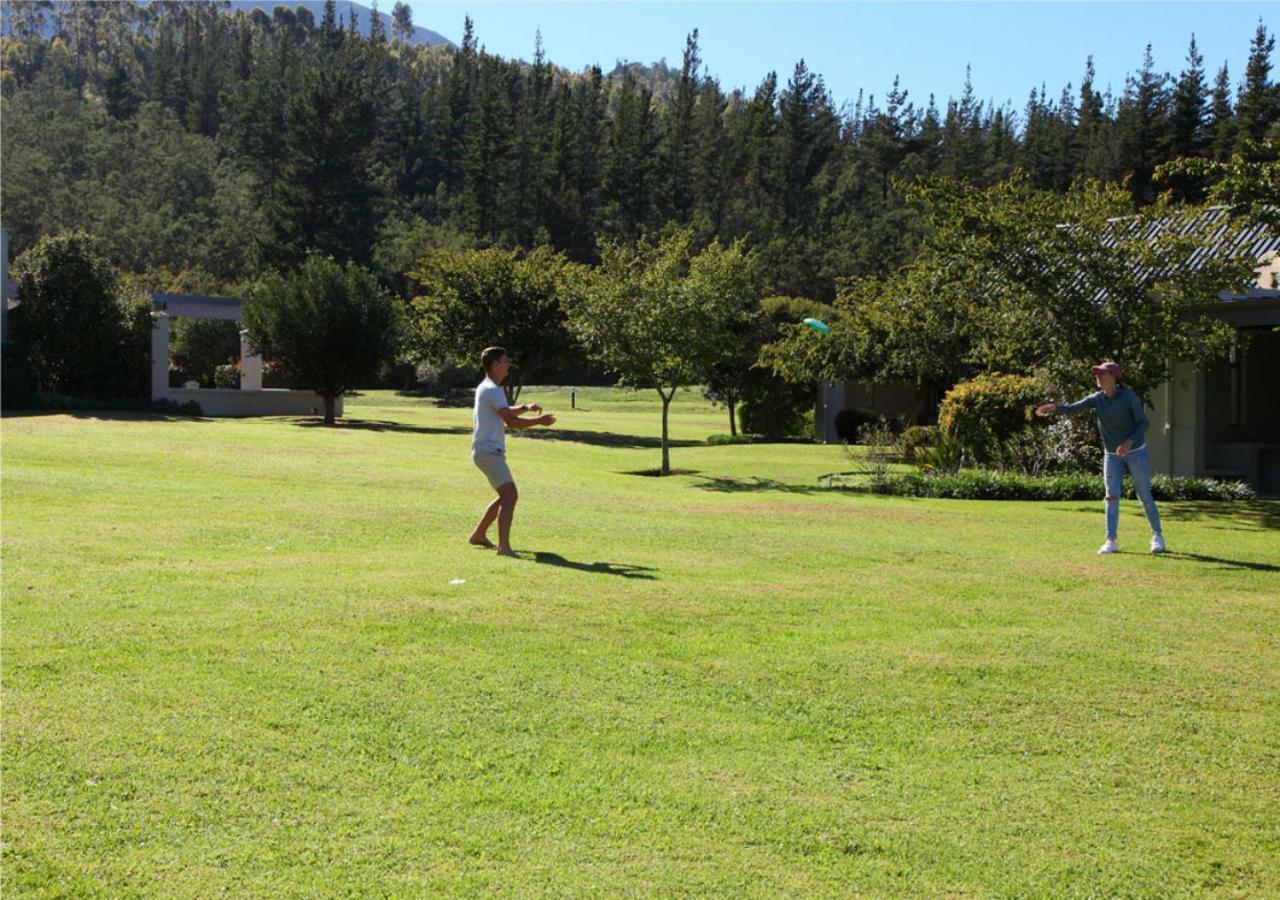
[836,469,1257,501]
[834,407,882,442]
[737,372,812,440]
[13,393,204,416]
[407,246,583,404]
[1,340,36,409]
[242,255,404,424]
[0,6,1274,311]
[170,318,240,387]
[8,232,148,398]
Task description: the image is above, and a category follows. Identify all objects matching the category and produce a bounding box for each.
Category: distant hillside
[0,0,453,48]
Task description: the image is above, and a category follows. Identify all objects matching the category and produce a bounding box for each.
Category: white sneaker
[1150,534,1166,554]
[1098,539,1119,555]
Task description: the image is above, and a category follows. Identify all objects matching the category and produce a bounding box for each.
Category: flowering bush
[938,373,1042,468]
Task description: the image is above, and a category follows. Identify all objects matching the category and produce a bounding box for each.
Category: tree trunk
[660,389,671,475]
[728,395,737,436]
[324,394,336,425]
[912,382,925,425]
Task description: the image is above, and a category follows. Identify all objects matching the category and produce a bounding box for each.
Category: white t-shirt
[472,377,510,452]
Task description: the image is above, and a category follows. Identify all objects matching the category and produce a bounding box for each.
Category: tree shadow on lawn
[688,474,829,495]
[393,388,473,408]
[2,409,214,424]
[1058,501,1280,532]
[292,418,471,436]
[512,428,703,450]
[531,551,657,579]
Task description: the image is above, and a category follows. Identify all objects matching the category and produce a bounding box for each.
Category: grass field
[4,387,1278,897]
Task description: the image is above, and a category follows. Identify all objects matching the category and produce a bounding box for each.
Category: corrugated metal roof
[1057,206,1279,305]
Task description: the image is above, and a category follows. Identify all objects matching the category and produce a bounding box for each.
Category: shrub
[9,231,147,398]
[213,363,240,389]
[897,425,938,460]
[1041,412,1101,473]
[412,358,473,395]
[170,318,240,387]
[828,469,1257,501]
[738,369,813,440]
[834,407,881,442]
[19,393,203,416]
[938,373,1043,468]
[854,421,899,488]
[706,433,757,446]
[1,340,36,409]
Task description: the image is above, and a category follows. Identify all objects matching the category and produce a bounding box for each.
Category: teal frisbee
[802,317,831,335]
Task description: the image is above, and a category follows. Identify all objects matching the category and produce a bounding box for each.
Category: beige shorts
[472,449,514,489]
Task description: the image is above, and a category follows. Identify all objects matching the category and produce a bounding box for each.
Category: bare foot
[469,535,496,549]
[496,547,519,558]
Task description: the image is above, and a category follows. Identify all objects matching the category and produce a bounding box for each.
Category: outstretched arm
[1036,394,1098,417]
[499,407,555,430]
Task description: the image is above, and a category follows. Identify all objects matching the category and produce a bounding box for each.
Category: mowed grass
[3,387,1278,897]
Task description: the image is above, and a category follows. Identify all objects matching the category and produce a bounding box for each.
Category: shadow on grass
[1059,501,1280,532]
[394,388,473,408]
[292,418,470,436]
[689,474,828,495]
[1157,551,1280,573]
[3,409,214,423]
[531,551,657,579]
[513,428,703,450]
[1157,501,1280,532]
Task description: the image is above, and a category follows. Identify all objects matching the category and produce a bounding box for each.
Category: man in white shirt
[470,346,556,557]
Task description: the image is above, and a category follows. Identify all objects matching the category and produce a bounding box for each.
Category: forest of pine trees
[2,1,1277,302]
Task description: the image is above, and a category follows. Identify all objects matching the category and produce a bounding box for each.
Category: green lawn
[4,387,1278,897]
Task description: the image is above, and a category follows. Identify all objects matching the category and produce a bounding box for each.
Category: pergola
[150,293,337,418]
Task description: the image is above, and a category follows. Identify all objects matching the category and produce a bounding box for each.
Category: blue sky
[406,2,1275,113]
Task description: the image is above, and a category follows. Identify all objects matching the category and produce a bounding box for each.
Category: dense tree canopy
[2,3,1274,300]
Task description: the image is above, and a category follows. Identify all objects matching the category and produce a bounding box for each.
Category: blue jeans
[1103,444,1162,539]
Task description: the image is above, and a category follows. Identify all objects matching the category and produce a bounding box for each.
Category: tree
[766,174,1267,408]
[269,51,378,266]
[1208,63,1237,161]
[390,2,413,42]
[1156,140,1280,231]
[1236,20,1278,155]
[242,255,403,424]
[1115,44,1171,204]
[565,230,754,474]
[407,246,584,404]
[170,317,240,386]
[911,175,1263,397]
[8,231,147,397]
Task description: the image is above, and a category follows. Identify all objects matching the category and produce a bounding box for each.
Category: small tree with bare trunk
[566,230,754,474]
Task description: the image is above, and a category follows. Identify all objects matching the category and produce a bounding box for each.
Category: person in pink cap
[1036,362,1165,555]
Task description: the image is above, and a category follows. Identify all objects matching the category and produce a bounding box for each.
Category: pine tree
[1115,43,1171,204]
[776,59,839,226]
[1236,19,1277,155]
[663,30,701,223]
[1209,62,1237,162]
[1170,35,1209,158]
[602,72,658,240]
[269,45,378,266]
[1074,56,1112,180]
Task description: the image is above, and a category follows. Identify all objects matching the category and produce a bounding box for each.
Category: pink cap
[1090,361,1123,378]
